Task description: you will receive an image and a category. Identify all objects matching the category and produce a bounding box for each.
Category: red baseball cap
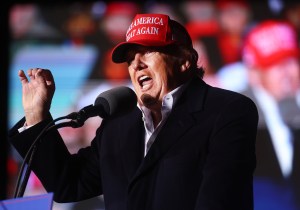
[243,20,299,69]
[111,13,193,63]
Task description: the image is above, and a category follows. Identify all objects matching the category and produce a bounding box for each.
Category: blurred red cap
[243,20,299,69]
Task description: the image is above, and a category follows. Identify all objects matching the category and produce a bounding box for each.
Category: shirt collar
[138,81,189,116]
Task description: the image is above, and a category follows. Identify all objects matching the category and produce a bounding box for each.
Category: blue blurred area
[254,178,298,210]
[8,44,98,127]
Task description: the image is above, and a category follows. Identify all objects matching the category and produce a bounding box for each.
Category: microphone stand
[13,111,86,198]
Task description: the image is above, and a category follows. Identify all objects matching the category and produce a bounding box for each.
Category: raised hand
[18,68,56,125]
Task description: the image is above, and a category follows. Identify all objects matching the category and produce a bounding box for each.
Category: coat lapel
[128,78,208,189]
[119,108,145,182]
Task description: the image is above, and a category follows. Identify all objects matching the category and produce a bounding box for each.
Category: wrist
[24,110,47,125]
[18,122,34,133]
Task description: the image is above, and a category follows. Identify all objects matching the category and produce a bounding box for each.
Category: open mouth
[138,75,153,90]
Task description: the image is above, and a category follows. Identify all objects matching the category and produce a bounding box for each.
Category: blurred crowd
[8,0,300,210]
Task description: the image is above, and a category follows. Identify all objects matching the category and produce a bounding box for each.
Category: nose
[131,53,147,71]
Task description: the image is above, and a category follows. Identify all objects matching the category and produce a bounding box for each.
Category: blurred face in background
[100,2,140,43]
[217,2,250,35]
[10,4,37,38]
[101,14,133,42]
[255,57,300,101]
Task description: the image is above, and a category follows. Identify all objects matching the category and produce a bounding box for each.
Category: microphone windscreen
[94,86,137,117]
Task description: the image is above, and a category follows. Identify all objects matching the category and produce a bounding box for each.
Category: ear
[180,60,191,72]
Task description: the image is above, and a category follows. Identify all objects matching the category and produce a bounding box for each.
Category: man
[9,14,258,210]
[241,20,300,209]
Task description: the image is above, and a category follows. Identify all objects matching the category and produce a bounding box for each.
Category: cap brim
[112,40,177,63]
[259,49,300,68]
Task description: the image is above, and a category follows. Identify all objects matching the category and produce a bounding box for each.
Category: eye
[125,51,135,65]
[126,57,133,65]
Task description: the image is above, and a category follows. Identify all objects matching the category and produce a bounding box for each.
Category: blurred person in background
[241,19,300,210]
[143,1,182,22]
[213,0,253,92]
[280,0,300,43]
[10,4,61,40]
[215,0,252,65]
[181,0,219,41]
[180,0,253,89]
[62,3,97,47]
[180,0,223,87]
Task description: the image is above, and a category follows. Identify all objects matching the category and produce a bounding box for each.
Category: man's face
[259,57,300,100]
[126,46,180,110]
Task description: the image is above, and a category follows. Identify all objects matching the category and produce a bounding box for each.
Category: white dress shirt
[253,86,294,178]
[138,83,188,156]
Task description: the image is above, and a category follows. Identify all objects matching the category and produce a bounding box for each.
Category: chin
[140,93,160,108]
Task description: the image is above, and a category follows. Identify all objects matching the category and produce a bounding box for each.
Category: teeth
[139,75,149,81]
[138,75,151,88]
[142,84,150,90]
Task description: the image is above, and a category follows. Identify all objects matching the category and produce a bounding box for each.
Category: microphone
[66,86,137,127]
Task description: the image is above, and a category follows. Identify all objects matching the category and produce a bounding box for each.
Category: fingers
[18,70,29,84]
[27,68,42,79]
[20,68,55,86]
[25,68,50,80]
[37,69,55,89]
[26,68,56,90]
